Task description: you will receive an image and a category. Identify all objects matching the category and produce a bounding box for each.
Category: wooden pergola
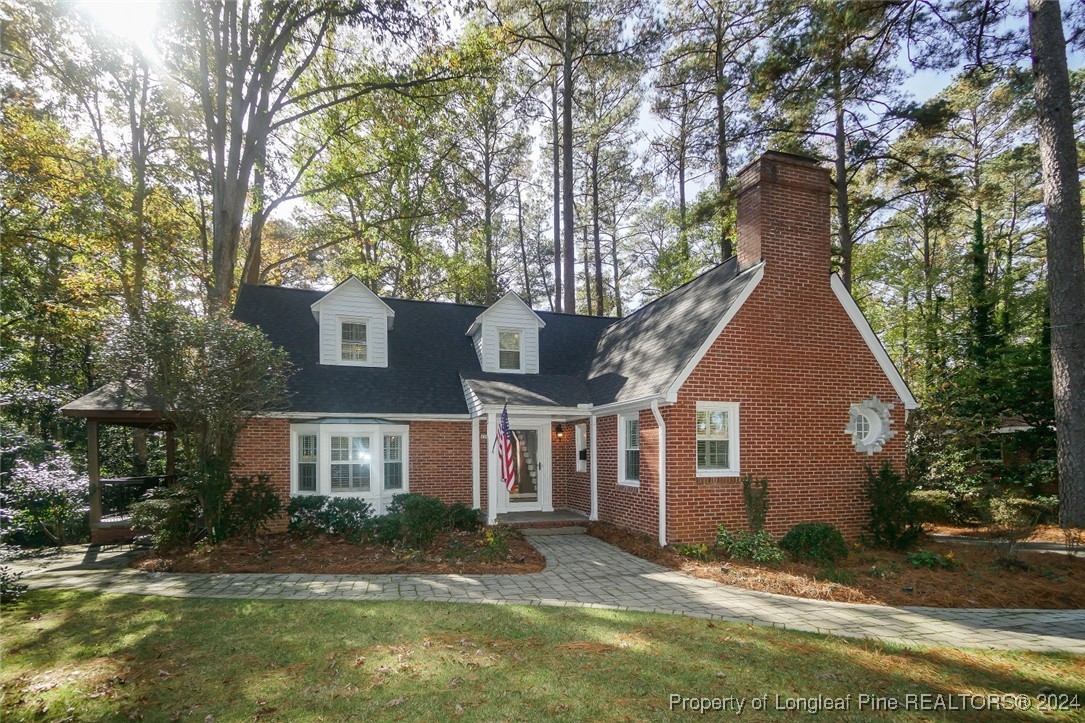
[61,381,176,544]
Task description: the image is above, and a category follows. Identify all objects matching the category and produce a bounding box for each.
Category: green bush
[985,496,1049,556]
[478,525,512,561]
[742,475,770,533]
[447,502,483,532]
[864,462,922,550]
[815,566,858,585]
[226,474,282,538]
[1,455,89,547]
[675,543,713,561]
[909,489,955,524]
[906,549,958,570]
[370,514,403,546]
[779,522,848,564]
[388,493,448,548]
[286,496,372,540]
[130,486,201,551]
[716,526,783,563]
[286,496,328,536]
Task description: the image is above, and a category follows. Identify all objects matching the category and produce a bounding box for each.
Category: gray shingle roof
[585,259,761,405]
[231,286,615,414]
[461,372,591,409]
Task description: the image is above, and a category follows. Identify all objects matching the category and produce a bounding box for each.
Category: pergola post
[87,419,101,527]
[165,427,176,478]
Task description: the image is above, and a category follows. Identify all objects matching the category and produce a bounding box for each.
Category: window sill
[696,469,740,479]
[618,480,641,488]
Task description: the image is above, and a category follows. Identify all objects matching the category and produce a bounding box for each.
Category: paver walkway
[12,535,1085,653]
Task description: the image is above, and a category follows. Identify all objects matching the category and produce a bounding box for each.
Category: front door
[502,420,551,512]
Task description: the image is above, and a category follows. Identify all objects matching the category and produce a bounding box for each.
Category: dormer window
[340,319,368,362]
[498,329,522,371]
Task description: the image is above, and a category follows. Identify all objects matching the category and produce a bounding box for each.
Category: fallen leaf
[386,697,405,707]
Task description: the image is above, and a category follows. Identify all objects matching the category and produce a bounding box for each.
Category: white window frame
[617,413,641,487]
[575,423,588,473]
[695,402,740,478]
[290,423,410,510]
[497,327,524,372]
[337,316,370,365]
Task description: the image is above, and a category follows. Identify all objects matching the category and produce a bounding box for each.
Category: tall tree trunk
[832,68,853,289]
[561,6,576,313]
[1028,0,1085,527]
[714,11,732,261]
[610,214,622,317]
[551,74,562,313]
[484,152,495,304]
[591,148,604,314]
[516,181,533,307]
[583,224,592,315]
[242,138,267,285]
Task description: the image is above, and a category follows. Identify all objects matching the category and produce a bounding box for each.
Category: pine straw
[589,522,1085,609]
[927,523,1085,545]
[131,529,545,575]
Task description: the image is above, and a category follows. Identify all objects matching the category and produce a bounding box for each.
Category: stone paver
[12,536,1085,653]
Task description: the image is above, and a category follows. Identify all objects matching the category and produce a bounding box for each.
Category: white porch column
[652,400,667,547]
[486,411,498,524]
[471,417,481,510]
[589,414,598,521]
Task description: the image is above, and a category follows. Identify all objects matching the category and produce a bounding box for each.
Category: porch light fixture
[556,424,564,440]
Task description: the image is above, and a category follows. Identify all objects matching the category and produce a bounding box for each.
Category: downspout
[651,400,666,547]
[589,414,598,521]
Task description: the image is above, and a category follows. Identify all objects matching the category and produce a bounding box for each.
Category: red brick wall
[662,154,907,544]
[232,418,475,530]
[408,421,473,505]
[233,417,291,532]
[595,411,661,537]
[551,418,591,515]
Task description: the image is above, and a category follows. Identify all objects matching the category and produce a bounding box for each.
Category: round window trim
[846,396,895,455]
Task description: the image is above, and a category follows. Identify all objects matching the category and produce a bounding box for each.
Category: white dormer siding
[467,292,545,374]
[311,277,395,368]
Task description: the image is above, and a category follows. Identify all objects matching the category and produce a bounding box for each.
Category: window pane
[627,419,639,449]
[298,462,317,491]
[342,322,367,361]
[696,411,708,436]
[330,463,351,490]
[697,409,728,440]
[384,435,401,461]
[299,434,318,461]
[385,462,403,490]
[499,330,520,350]
[697,440,729,470]
[499,349,520,370]
[626,449,640,481]
[351,462,370,491]
[330,436,349,462]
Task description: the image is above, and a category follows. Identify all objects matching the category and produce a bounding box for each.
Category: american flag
[497,404,515,492]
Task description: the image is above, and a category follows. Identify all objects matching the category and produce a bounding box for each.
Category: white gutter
[589,414,598,521]
[651,400,666,547]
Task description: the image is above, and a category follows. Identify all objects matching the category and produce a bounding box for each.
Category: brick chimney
[736,151,832,281]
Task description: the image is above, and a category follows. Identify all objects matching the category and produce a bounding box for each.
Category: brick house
[67,151,916,545]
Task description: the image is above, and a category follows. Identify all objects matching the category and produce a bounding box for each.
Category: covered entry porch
[61,382,176,544]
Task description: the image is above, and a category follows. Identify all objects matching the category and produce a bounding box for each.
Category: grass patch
[2,590,1084,721]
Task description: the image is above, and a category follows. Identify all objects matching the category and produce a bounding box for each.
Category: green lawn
[2,591,1083,721]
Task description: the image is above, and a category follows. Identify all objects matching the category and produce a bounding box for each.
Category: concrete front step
[520,526,587,536]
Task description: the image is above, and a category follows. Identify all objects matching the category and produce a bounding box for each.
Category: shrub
[985,496,1045,556]
[742,475,770,533]
[478,525,512,561]
[286,496,372,540]
[1,455,88,547]
[815,567,858,585]
[287,495,328,537]
[779,522,848,564]
[863,462,922,550]
[675,543,712,561]
[716,526,783,563]
[388,493,448,549]
[447,502,483,532]
[226,474,282,538]
[130,485,200,551]
[370,514,403,546]
[906,549,958,570]
[910,489,955,524]
[323,498,372,540]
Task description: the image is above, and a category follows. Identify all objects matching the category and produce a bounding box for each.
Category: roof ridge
[603,257,741,328]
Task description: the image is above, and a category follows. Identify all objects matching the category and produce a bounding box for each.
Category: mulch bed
[589,522,1085,609]
[131,529,546,575]
[927,523,1084,546]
